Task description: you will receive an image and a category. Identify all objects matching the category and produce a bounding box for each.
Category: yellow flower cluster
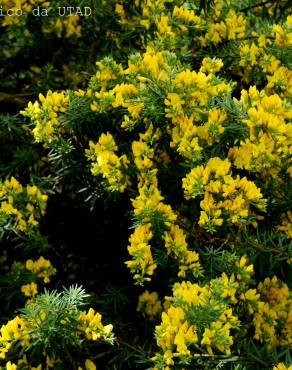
[20,91,69,143]
[234,255,255,283]
[172,67,231,107]
[78,308,115,344]
[0,316,29,360]
[154,276,239,368]
[0,177,48,232]
[21,282,38,298]
[277,211,292,239]
[131,178,176,227]
[163,224,200,278]
[199,9,246,46]
[229,87,292,178]
[0,305,114,366]
[137,290,162,320]
[200,57,224,74]
[128,180,201,283]
[273,16,292,48]
[153,255,280,368]
[91,58,123,92]
[43,16,82,38]
[172,5,201,25]
[113,83,144,118]
[182,157,266,231]
[19,257,56,302]
[273,364,292,370]
[25,43,232,162]
[5,353,53,369]
[86,132,130,192]
[252,276,292,347]
[0,0,49,27]
[132,137,156,181]
[153,256,292,369]
[74,48,213,286]
[0,0,84,41]
[239,42,262,68]
[236,16,292,93]
[164,65,230,160]
[25,256,56,283]
[126,223,157,284]
[123,46,170,82]
[113,0,246,55]
[120,65,178,125]
[124,120,199,282]
[137,1,171,33]
[267,65,292,98]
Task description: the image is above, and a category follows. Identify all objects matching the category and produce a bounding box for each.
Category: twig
[252,242,290,257]
[117,338,150,359]
[240,0,275,12]
[93,349,112,359]
[0,92,36,104]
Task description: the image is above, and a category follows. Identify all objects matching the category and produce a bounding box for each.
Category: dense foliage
[0,0,291,369]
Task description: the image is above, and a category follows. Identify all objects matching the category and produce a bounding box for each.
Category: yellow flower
[78,308,114,343]
[252,277,291,346]
[240,289,260,302]
[273,363,292,370]
[6,362,17,370]
[25,256,56,283]
[21,91,69,143]
[172,6,201,24]
[126,223,157,284]
[85,359,96,370]
[87,133,130,192]
[200,57,224,74]
[137,291,162,320]
[21,282,38,297]
[165,93,185,119]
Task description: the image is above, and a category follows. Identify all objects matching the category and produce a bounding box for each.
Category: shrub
[0,0,291,369]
